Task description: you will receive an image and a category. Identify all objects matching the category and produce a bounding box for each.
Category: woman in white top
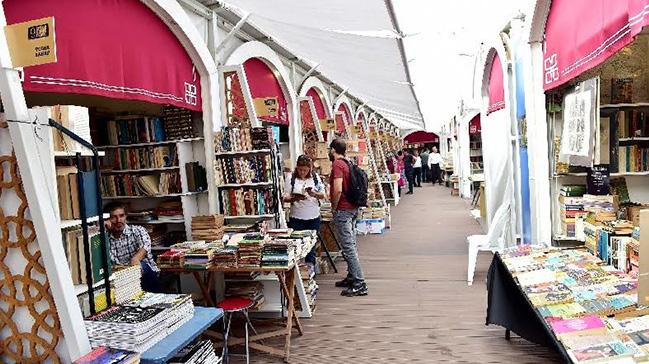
[283,154,325,265]
[413,149,422,187]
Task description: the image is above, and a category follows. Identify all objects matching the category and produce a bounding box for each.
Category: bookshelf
[97,137,204,149]
[61,213,110,229]
[214,149,272,156]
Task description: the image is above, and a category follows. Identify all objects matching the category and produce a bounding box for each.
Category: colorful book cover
[73,346,139,364]
[550,315,605,336]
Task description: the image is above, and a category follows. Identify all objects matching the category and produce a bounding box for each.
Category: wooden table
[162,265,303,363]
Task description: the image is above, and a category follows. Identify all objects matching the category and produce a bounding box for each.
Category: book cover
[550,315,606,337]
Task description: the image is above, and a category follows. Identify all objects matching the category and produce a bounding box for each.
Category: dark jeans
[414,167,422,187]
[141,261,162,293]
[287,217,321,265]
[405,169,414,193]
[431,164,442,185]
[422,165,430,182]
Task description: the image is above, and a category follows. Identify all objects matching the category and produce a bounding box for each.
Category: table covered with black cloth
[485,252,571,362]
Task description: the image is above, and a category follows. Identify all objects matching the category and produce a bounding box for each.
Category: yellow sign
[253,97,278,117]
[5,17,56,67]
[319,118,335,132]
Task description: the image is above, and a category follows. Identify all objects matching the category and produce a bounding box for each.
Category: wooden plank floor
[232,184,560,363]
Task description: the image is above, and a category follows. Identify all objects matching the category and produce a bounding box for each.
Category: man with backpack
[328,138,369,297]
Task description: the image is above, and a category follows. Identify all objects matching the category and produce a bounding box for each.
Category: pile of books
[73,347,140,364]
[183,242,223,269]
[169,339,221,364]
[213,154,272,185]
[559,185,585,237]
[224,280,265,309]
[212,246,238,268]
[583,194,618,214]
[85,293,194,352]
[104,145,177,170]
[261,240,293,268]
[191,215,225,241]
[238,233,267,268]
[162,106,196,140]
[113,265,142,305]
[106,116,166,145]
[157,249,186,269]
[500,246,649,363]
[220,188,273,217]
[320,202,333,220]
[156,201,185,223]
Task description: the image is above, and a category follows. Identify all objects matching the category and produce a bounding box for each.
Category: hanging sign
[352,125,363,135]
[587,165,610,195]
[5,17,56,67]
[253,97,279,118]
[560,77,598,167]
[319,118,335,131]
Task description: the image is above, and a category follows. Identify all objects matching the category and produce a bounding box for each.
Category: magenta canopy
[469,114,481,135]
[5,0,202,111]
[487,53,505,114]
[542,0,649,90]
[404,131,439,145]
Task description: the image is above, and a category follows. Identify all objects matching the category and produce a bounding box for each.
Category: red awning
[404,131,439,144]
[306,87,327,120]
[336,103,351,135]
[5,0,201,111]
[299,99,315,130]
[469,114,481,135]
[487,53,505,114]
[543,0,649,90]
[243,58,289,125]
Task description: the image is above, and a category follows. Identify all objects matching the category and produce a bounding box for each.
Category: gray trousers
[333,208,365,283]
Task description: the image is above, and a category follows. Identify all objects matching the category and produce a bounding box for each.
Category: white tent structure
[205,0,426,130]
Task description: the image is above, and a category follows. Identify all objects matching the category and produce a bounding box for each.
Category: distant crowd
[387,146,443,196]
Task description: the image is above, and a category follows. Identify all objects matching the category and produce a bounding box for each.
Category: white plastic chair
[467,202,510,285]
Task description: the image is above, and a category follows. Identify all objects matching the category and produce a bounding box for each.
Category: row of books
[214,127,274,152]
[56,166,100,220]
[103,145,177,171]
[162,106,196,140]
[213,154,272,185]
[501,247,645,362]
[616,109,649,139]
[220,188,274,217]
[619,145,649,172]
[62,226,110,286]
[191,215,225,241]
[185,162,208,192]
[100,172,182,197]
[106,117,167,145]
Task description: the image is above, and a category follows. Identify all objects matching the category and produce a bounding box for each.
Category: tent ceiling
[209,0,425,130]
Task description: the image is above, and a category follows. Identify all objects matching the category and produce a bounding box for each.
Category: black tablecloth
[486,253,571,362]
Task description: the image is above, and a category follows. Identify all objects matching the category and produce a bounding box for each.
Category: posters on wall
[560,77,599,167]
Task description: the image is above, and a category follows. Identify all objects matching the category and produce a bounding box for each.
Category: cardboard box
[316,142,329,159]
[638,210,649,306]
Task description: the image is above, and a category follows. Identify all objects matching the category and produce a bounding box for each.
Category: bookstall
[404,130,440,151]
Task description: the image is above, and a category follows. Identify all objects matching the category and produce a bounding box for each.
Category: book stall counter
[140,306,223,364]
[486,247,649,363]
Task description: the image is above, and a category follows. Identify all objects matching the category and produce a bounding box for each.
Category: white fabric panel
[481,110,514,249]
[181,5,209,42]
[219,0,424,130]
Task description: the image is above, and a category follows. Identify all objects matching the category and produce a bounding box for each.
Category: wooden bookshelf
[601,102,649,109]
[102,191,207,200]
[97,137,204,149]
[101,166,180,174]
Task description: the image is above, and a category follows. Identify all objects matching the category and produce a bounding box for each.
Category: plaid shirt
[109,224,159,272]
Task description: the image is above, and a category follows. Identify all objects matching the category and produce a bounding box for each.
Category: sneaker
[341,282,368,297]
[335,277,353,288]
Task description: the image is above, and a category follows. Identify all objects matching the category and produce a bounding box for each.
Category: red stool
[217,297,257,364]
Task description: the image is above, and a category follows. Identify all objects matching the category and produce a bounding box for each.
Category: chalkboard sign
[587,165,610,195]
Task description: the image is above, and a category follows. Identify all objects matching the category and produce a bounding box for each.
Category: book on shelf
[162,105,196,140]
[220,188,274,217]
[213,154,271,185]
[214,126,274,152]
[100,172,182,197]
[185,162,207,192]
[62,226,111,285]
[56,168,100,220]
[51,105,92,153]
[104,145,177,170]
[106,116,166,145]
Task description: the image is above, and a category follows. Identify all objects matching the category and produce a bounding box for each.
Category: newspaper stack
[85,293,194,353]
[191,215,225,241]
[113,265,142,304]
[169,339,221,364]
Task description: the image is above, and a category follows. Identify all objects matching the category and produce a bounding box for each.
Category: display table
[486,253,570,362]
[141,306,224,364]
[162,264,304,362]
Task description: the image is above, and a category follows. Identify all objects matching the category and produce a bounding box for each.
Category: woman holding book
[283,154,326,266]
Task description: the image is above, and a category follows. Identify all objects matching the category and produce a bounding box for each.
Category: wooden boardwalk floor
[237,184,560,363]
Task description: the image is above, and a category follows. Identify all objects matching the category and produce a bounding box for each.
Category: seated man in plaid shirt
[104,202,161,292]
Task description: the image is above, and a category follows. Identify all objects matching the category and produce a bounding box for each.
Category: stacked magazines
[85,293,194,353]
[170,339,221,364]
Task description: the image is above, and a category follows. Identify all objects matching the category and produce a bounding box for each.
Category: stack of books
[191,215,225,241]
[162,106,196,140]
[224,280,265,309]
[106,116,166,145]
[51,105,92,153]
[261,240,293,268]
[299,262,318,312]
[104,145,177,170]
[169,339,221,364]
[155,201,184,222]
[238,233,266,268]
[183,243,218,270]
[157,249,186,269]
[213,154,272,185]
[559,185,586,237]
[212,246,238,268]
[112,265,142,305]
[73,347,140,364]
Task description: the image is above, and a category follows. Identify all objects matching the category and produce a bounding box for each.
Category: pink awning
[243,58,289,125]
[336,103,352,135]
[404,131,439,145]
[299,99,315,130]
[306,87,327,120]
[543,0,649,90]
[5,0,201,111]
[469,114,481,135]
[487,53,505,114]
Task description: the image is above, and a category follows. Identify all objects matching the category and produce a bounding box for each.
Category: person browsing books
[282,154,325,266]
[104,202,161,292]
[329,138,368,297]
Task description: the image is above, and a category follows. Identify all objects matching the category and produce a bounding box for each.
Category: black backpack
[342,159,368,207]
